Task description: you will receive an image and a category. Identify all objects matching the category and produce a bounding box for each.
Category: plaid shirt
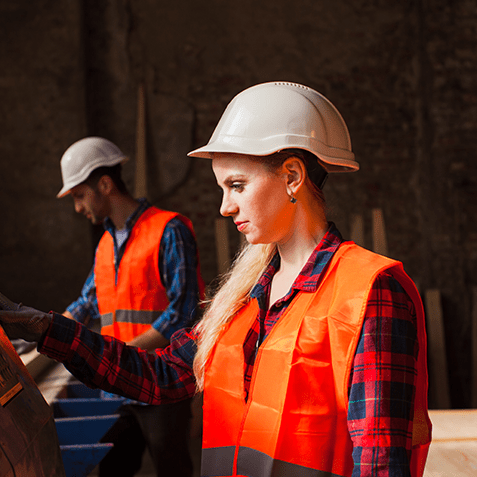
[40,224,418,477]
[66,198,201,339]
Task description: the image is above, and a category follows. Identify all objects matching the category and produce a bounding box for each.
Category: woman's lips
[235,221,247,232]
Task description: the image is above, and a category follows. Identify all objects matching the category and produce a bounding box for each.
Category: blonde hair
[193,241,276,390]
[192,150,326,391]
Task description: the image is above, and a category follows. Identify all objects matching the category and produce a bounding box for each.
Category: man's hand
[0,304,51,342]
[63,310,75,320]
[127,327,169,351]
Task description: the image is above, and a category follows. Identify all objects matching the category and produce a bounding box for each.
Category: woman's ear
[282,157,306,196]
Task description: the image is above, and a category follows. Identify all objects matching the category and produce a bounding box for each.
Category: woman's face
[212,154,294,245]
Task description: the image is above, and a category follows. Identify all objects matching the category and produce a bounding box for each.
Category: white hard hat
[188,81,358,173]
[57,137,128,198]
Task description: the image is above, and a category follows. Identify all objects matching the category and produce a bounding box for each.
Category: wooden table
[424,409,477,476]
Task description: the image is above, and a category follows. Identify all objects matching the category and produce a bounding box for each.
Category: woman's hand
[0,305,51,342]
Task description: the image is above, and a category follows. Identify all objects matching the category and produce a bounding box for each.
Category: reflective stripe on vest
[202,242,431,477]
[201,446,345,477]
[101,309,162,327]
[100,309,163,340]
[95,207,200,342]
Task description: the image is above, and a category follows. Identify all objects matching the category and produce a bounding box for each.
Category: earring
[289,194,297,204]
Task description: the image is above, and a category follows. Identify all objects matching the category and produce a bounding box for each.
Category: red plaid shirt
[40,224,419,477]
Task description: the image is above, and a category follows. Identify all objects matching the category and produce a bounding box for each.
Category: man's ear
[282,157,306,196]
[97,175,114,195]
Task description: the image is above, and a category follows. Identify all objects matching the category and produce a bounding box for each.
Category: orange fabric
[95,207,203,342]
[203,243,431,477]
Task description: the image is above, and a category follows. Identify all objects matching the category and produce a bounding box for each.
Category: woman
[0,82,431,477]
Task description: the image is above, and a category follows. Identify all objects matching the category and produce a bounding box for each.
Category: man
[58,136,203,477]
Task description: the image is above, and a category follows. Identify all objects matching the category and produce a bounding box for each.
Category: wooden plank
[350,214,365,247]
[429,409,477,441]
[371,208,388,256]
[424,440,477,476]
[37,363,73,405]
[20,348,56,382]
[473,287,477,407]
[425,289,451,409]
[423,410,477,476]
[134,82,147,199]
[215,218,230,275]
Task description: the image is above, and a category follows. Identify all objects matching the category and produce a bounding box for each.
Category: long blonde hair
[193,242,276,390]
[192,150,326,391]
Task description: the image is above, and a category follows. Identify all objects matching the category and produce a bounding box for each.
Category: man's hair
[84,164,128,195]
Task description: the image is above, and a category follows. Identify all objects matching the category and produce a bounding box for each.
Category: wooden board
[134,82,147,199]
[350,214,365,247]
[425,289,451,409]
[215,218,230,275]
[424,409,477,476]
[424,440,477,476]
[473,287,477,407]
[429,409,477,441]
[371,208,388,256]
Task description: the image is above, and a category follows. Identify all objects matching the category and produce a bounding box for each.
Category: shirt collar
[250,222,344,301]
[103,197,151,235]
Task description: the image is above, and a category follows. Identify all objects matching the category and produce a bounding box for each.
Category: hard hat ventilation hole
[273,82,310,92]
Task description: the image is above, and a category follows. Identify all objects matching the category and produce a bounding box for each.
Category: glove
[0,304,51,342]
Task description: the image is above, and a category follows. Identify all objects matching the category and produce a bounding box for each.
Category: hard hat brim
[187,136,359,173]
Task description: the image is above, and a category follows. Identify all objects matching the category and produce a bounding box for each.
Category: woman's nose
[220,193,237,217]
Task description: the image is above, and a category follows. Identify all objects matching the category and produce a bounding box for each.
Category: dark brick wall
[0,0,475,407]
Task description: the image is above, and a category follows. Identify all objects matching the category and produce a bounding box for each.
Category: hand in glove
[0,304,51,342]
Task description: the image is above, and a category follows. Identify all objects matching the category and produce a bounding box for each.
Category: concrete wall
[0,0,90,313]
[0,0,475,407]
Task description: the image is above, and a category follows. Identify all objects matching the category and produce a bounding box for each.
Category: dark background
[0,0,475,408]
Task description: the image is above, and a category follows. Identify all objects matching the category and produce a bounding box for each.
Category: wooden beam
[215,218,230,275]
[350,213,365,247]
[134,82,147,199]
[371,208,388,256]
[424,410,477,476]
[425,289,451,409]
[472,287,477,407]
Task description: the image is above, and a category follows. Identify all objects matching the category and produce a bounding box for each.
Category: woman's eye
[231,183,244,192]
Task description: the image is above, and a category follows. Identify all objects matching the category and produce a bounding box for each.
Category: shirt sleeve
[38,313,198,404]
[66,265,100,324]
[347,271,418,477]
[153,217,200,340]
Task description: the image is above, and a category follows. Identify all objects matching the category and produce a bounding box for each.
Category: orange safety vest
[202,242,431,477]
[95,206,204,342]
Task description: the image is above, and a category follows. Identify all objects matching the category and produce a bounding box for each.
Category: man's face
[70,183,109,225]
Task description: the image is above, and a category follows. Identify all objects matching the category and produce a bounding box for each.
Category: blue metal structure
[53,383,123,477]
[0,323,121,477]
[0,290,122,477]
